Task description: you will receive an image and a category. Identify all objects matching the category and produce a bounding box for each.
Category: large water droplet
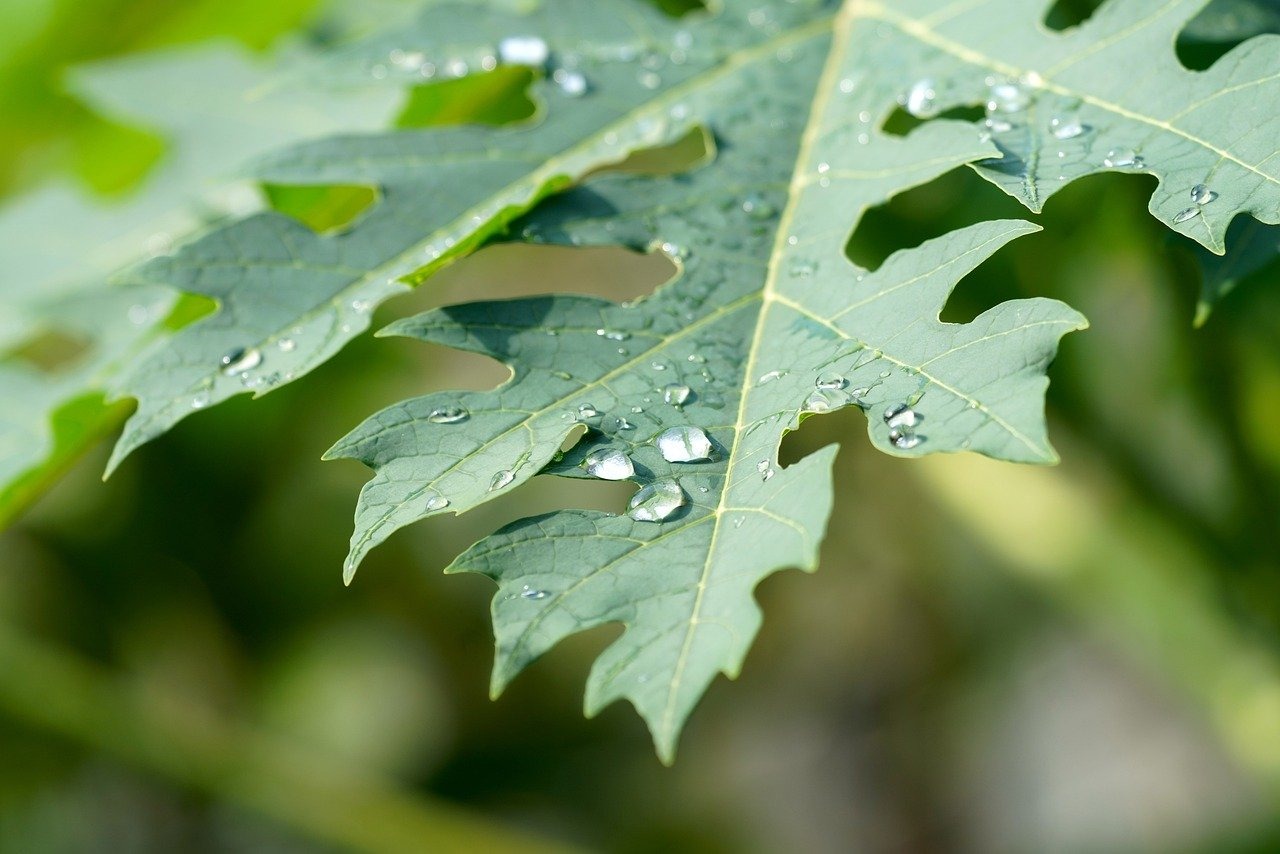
[577,403,600,419]
[426,494,450,512]
[656,425,712,462]
[628,479,686,522]
[663,383,691,406]
[905,78,938,118]
[490,469,516,491]
[428,406,469,424]
[815,372,847,390]
[1191,184,1218,205]
[498,35,549,66]
[584,449,634,481]
[804,388,847,413]
[220,347,262,375]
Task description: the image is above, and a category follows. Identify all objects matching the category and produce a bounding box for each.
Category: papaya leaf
[329,0,1085,760]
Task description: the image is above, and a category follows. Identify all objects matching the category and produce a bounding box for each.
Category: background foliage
[3,0,1280,851]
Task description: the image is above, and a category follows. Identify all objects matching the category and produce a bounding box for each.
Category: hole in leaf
[590,126,713,177]
[845,167,1025,273]
[648,0,708,17]
[11,329,92,372]
[397,65,537,128]
[880,103,986,137]
[1043,0,1106,31]
[263,184,379,234]
[1176,0,1280,70]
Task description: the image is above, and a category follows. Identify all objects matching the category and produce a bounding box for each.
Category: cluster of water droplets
[883,402,922,450]
[800,371,870,414]
[1174,182,1218,225]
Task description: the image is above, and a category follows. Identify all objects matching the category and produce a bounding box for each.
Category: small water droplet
[498,35,549,66]
[277,338,296,353]
[1174,207,1201,224]
[520,585,548,600]
[656,425,712,462]
[578,403,600,419]
[428,406,469,424]
[490,469,516,491]
[987,81,1029,113]
[553,68,588,97]
[757,370,785,385]
[904,78,938,118]
[890,429,922,450]
[127,304,151,325]
[840,77,855,94]
[789,257,817,278]
[741,195,776,219]
[884,404,919,429]
[984,117,1014,133]
[584,448,635,480]
[638,70,661,89]
[628,479,686,522]
[1103,149,1141,168]
[426,494,449,512]
[596,328,630,341]
[220,347,262,375]
[1050,116,1087,140]
[615,417,635,431]
[351,298,371,313]
[663,383,692,406]
[191,392,210,409]
[1191,184,1218,205]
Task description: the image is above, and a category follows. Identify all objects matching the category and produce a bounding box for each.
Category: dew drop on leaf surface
[656,426,712,462]
[628,479,686,522]
[584,449,634,481]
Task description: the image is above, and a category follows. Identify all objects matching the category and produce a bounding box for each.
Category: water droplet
[428,406,469,424]
[578,403,600,419]
[426,494,449,512]
[628,479,685,522]
[191,392,210,409]
[445,58,468,77]
[498,35,549,66]
[490,469,516,491]
[127,304,151,325]
[742,195,776,219]
[1103,148,1140,168]
[580,447,635,482]
[840,77,855,94]
[651,361,668,372]
[1174,207,1201,224]
[904,78,938,118]
[656,425,712,462]
[984,117,1013,133]
[351,298,371,313]
[789,257,817,278]
[756,460,775,481]
[663,384,691,406]
[615,417,635,431]
[815,372,846,390]
[987,81,1029,113]
[596,328,630,341]
[520,585,548,600]
[277,338,296,353]
[884,404,919,429]
[1191,184,1218,205]
[1050,116,1087,140]
[553,68,588,97]
[220,347,262,375]
[757,370,785,385]
[638,70,661,89]
[803,388,847,413]
[890,429,921,450]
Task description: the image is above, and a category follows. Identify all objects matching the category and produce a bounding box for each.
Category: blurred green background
[4,0,1280,851]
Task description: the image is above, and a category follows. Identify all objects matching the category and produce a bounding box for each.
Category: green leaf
[857,0,1280,253]
[104,0,803,472]
[0,42,402,518]
[329,0,1085,760]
